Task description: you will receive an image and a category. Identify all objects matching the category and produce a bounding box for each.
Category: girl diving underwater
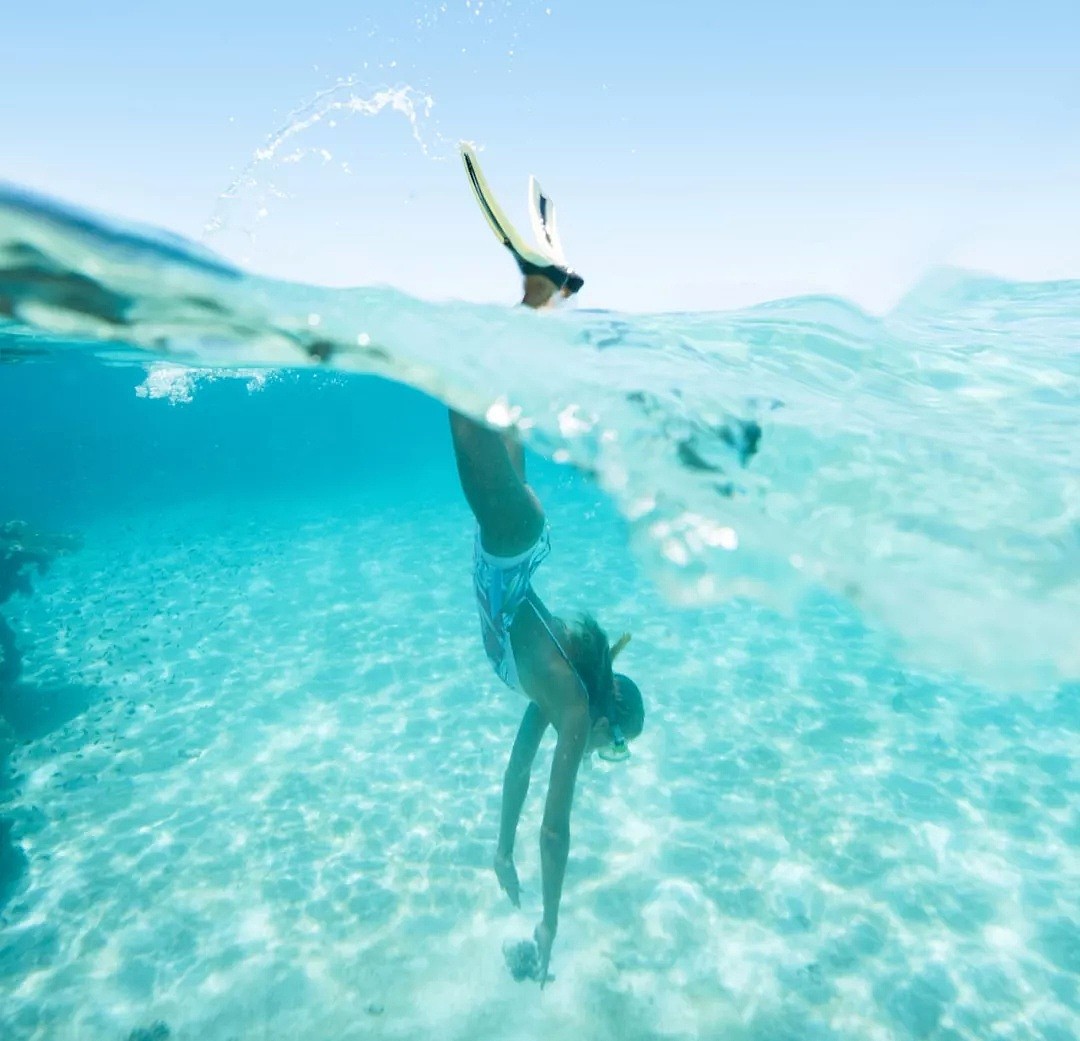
[451,144,645,986]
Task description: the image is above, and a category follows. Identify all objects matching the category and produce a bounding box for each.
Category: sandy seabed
[0,484,1077,1041]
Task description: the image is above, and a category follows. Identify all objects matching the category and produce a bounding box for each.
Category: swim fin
[528,175,568,270]
[459,142,584,295]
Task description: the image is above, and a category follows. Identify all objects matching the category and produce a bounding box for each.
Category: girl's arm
[493,702,549,906]
[535,698,589,984]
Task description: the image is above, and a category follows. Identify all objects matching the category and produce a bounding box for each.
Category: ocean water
[0,185,1078,1041]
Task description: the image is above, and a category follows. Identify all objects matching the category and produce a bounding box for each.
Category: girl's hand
[534,921,556,988]
[494,851,522,908]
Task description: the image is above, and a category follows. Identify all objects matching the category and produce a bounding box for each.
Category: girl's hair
[563,615,645,740]
[612,673,645,741]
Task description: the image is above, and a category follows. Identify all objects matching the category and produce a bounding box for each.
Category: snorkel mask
[596,633,633,763]
[597,724,630,762]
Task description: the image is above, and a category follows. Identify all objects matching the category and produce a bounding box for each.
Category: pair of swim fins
[459,142,584,296]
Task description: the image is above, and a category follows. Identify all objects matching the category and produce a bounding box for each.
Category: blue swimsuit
[473,525,551,691]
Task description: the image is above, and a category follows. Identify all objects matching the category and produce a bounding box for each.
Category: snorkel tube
[596,633,633,762]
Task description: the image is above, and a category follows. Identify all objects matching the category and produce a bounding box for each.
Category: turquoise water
[1,186,1079,1040]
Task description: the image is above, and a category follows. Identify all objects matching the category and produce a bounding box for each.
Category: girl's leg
[449,410,544,556]
[503,433,527,484]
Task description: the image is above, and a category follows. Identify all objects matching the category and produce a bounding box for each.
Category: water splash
[1,184,1078,687]
[134,363,276,403]
[204,83,438,267]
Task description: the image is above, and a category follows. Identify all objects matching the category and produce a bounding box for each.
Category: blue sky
[3,0,1078,312]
